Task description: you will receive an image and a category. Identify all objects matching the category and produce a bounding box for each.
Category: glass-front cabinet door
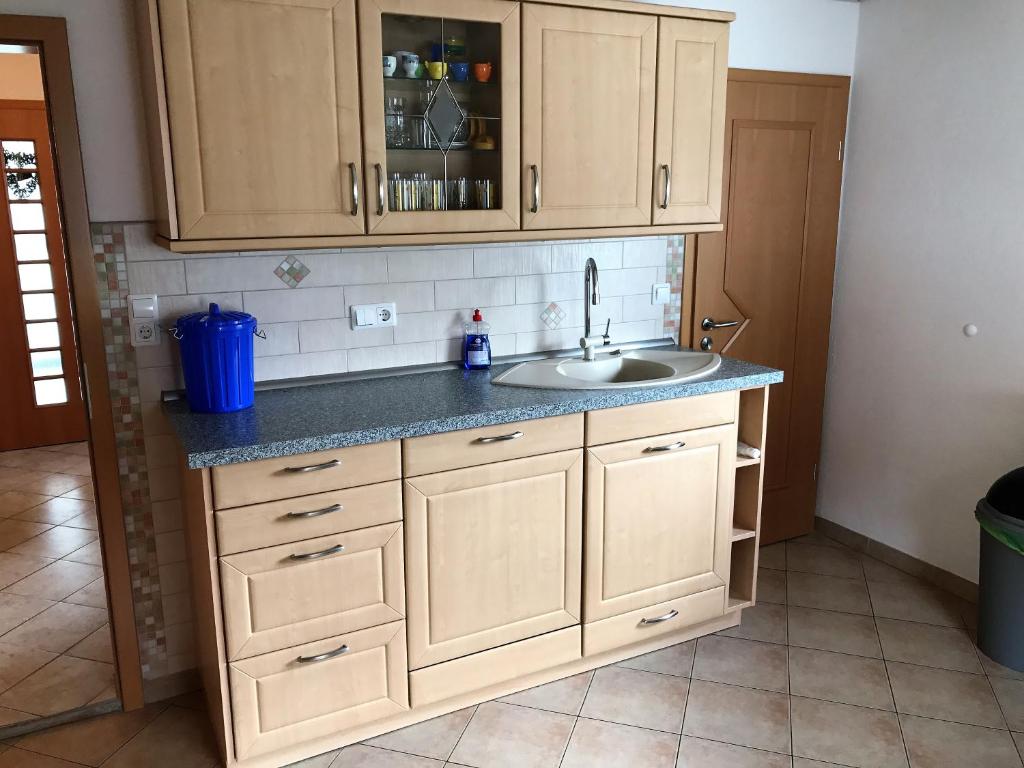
[358,0,520,234]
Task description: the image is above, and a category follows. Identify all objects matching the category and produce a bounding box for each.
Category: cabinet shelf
[735,455,760,468]
[726,596,753,613]
[731,526,756,542]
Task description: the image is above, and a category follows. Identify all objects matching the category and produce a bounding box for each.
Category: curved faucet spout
[584,257,600,338]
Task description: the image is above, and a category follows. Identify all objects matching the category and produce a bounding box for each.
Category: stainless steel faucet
[581,258,610,360]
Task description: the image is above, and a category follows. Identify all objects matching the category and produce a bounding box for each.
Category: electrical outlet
[127,294,160,347]
[651,283,670,305]
[351,302,397,329]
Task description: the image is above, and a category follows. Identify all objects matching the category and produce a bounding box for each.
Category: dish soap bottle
[463,308,492,370]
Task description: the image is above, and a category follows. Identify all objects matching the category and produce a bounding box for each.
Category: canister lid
[175,303,256,333]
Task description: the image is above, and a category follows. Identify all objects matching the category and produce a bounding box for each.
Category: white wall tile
[254,350,349,381]
[622,293,664,321]
[141,402,172,437]
[158,562,190,596]
[148,466,181,503]
[387,248,474,282]
[253,322,300,358]
[298,319,394,352]
[515,272,579,304]
[138,365,180,403]
[611,319,664,343]
[394,306,519,344]
[155,530,187,565]
[124,223,232,262]
[549,241,623,272]
[185,255,284,292]
[151,499,183,535]
[242,287,344,323]
[599,267,659,297]
[622,237,670,268]
[436,333,516,362]
[435,277,516,309]
[133,339,175,370]
[127,260,186,295]
[473,245,552,277]
[345,281,434,314]
[348,342,436,372]
[158,293,243,324]
[515,327,586,354]
[301,251,388,287]
[514,298,622,334]
[144,435,178,469]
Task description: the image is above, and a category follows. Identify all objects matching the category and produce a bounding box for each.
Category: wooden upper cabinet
[522,4,658,230]
[652,17,729,225]
[357,0,521,235]
[156,0,365,239]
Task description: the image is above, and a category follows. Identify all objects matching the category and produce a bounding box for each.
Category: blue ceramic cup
[451,62,470,82]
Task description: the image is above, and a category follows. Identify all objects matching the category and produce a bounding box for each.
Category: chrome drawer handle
[640,609,679,626]
[286,503,342,520]
[289,543,345,561]
[282,459,341,474]
[644,441,686,453]
[475,430,524,444]
[297,644,349,664]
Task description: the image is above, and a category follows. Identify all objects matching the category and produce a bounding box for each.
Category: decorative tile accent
[273,254,310,288]
[540,302,566,330]
[91,223,166,680]
[663,235,684,342]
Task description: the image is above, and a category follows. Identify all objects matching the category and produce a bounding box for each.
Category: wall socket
[351,302,397,329]
[127,294,160,347]
[651,283,671,305]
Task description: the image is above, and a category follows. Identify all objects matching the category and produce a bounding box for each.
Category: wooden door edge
[728,68,851,90]
[680,233,697,348]
[0,14,146,710]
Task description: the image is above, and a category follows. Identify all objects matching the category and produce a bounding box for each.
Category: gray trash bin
[975,467,1024,672]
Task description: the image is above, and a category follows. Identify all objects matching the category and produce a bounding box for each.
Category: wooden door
[522,4,657,229]
[584,425,734,622]
[692,70,849,543]
[404,449,583,670]
[358,0,521,235]
[652,18,728,225]
[157,0,365,239]
[0,101,87,450]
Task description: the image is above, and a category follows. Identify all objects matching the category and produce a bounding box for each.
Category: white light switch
[652,283,671,305]
[127,294,160,347]
[351,303,397,329]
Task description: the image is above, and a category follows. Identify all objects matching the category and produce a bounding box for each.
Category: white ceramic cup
[382,55,397,77]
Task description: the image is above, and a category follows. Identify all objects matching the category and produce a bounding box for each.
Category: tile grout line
[866,572,914,768]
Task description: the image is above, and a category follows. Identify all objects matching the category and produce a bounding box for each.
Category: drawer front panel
[215,480,402,555]
[211,441,401,509]
[585,391,736,445]
[583,586,726,656]
[229,621,408,760]
[220,523,404,660]
[402,413,583,476]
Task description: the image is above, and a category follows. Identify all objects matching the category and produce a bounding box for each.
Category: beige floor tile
[692,636,788,693]
[8,526,97,561]
[333,745,443,767]
[13,498,91,527]
[791,697,907,768]
[52,443,88,457]
[788,606,882,658]
[61,511,97,531]
[717,603,787,645]
[0,642,56,692]
[9,702,166,766]
[677,736,790,768]
[886,661,1005,728]
[580,666,689,733]
[0,468,47,491]
[0,748,87,767]
[448,702,575,768]
[63,577,107,610]
[788,572,872,615]
[66,625,113,664]
[0,521,51,550]
[756,568,786,605]
[57,484,93,502]
[14,475,87,499]
[102,705,219,768]
[59,458,92,478]
[0,594,53,636]
[1013,732,1023,757]
[616,640,695,677]
[682,680,790,754]
[867,581,963,628]
[0,495,50,520]
[787,542,864,579]
[789,647,894,710]
[0,655,113,716]
[793,760,848,768]
[900,714,1022,768]
[283,748,340,768]
[0,451,44,471]
[0,555,53,593]
[59,540,102,567]
[28,454,89,477]
[981,651,1024,681]
[791,531,851,550]
[561,717,677,768]
[364,707,475,760]
[0,706,35,726]
[1,602,108,653]
[990,677,1024,731]
[3,560,102,602]
[875,618,983,673]
[168,690,206,711]
[759,543,785,570]
[499,672,593,716]
[862,556,926,586]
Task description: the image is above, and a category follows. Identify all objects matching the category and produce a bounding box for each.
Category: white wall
[818,0,1024,583]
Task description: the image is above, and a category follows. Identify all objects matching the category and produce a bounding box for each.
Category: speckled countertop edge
[165,353,782,469]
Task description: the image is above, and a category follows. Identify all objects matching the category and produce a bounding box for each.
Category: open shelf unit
[726,385,769,612]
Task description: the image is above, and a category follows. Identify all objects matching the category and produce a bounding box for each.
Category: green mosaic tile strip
[664,235,685,342]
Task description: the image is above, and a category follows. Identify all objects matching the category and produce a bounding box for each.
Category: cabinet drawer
[211,441,400,509]
[220,522,404,660]
[215,480,401,555]
[585,392,736,446]
[402,413,583,476]
[583,586,725,657]
[409,625,581,708]
[229,621,408,760]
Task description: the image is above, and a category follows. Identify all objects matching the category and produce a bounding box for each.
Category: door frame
[0,15,144,710]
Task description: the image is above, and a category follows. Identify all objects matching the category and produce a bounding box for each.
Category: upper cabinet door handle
[475,430,525,444]
[701,317,740,331]
[282,458,341,474]
[530,165,540,213]
[660,164,671,209]
[375,163,385,216]
[349,162,360,216]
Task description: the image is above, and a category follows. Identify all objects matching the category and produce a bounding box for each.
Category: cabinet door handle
[349,162,360,216]
[530,165,540,213]
[288,543,345,561]
[282,458,341,474]
[297,643,349,664]
[475,430,524,444]
[286,503,343,520]
[644,441,686,453]
[639,609,679,625]
[660,163,671,209]
[375,163,385,216]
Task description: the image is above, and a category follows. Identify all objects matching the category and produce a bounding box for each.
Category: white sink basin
[493,349,721,390]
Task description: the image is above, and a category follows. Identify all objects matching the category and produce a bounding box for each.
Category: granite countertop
[165,350,783,469]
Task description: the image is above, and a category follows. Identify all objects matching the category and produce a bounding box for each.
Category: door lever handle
[701,317,740,331]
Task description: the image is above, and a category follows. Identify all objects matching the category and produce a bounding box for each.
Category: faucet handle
[603,318,611,343]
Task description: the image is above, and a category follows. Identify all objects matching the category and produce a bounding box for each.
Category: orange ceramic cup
[473,62,492,83]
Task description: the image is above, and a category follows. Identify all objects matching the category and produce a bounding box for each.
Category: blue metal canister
[172,303,258,413]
